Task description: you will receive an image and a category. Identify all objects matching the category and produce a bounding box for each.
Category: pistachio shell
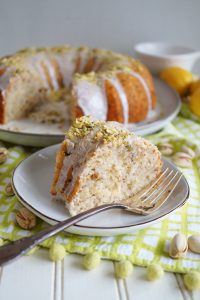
[188,235,200,254]
[5,182,14,196]
[172,152,193,168]
[157,143,174,156]
[181,146,196,158]
[0,147,8,164]
[169,233,188,259]
[16,207,36,229]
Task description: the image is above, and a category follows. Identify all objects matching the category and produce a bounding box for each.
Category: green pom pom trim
[184,271,200,291]
[115,260,133,279]
[83,252,101,270]
[49,243,66,261]
[146,264,164,281]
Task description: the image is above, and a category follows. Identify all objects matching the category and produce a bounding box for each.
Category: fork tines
[142,169,181,204]
[126,168,182,215]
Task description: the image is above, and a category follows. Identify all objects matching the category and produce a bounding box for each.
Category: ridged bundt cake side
[51,116,162,216]
[0,46,157,124]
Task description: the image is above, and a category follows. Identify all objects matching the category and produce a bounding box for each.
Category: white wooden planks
[63,255,118,300]
[125,266,185,300]
[0,249,54,300]
[0,251,199,300]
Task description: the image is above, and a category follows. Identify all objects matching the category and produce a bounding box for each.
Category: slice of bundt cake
[0,46,156,125]
[51,116,162,216]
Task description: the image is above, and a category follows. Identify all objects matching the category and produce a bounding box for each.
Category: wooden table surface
[0,249,199,300]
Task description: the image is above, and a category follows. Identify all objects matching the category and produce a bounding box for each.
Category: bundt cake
[51,116,162,216]
[0,46,156,125]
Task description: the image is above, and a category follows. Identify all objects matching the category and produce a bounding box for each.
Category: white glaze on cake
[56,128,99,194]
[26,54,50,89]
[78,48,90,73]
[129,70,152,111]
[44,57,60,90]
[0,68,13,91]
[108,75,129,123]
[92,55,104,71]
[75,80,108,120]
[56,51,77,87]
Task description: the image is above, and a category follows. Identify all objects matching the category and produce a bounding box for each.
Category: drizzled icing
[92,55,104,71]
[129,70,152,112]
[0,68,14,91]
[75,79,108,120]
[26,54,50,89]
[78,48,90,73]
[35,63,49,89]
[56,51,77,87]
[108,76,129,124]
[56,128,98,194]
[75,69,152,123]
[44,58,60,90]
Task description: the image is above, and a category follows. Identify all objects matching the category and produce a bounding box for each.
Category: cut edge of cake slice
[51,116,163,216]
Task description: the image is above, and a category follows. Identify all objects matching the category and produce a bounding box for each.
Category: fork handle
[0,203,125,266]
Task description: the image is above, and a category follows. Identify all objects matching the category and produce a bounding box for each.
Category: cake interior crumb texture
[51,116,162,216]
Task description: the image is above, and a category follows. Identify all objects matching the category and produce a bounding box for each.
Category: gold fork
[123,167,182,215]
[0,168,182,266]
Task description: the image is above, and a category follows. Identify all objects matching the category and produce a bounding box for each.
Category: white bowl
[134,42,200,74]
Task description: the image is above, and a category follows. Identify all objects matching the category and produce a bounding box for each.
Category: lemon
[189,79,200,94]
[189,89,200,117]
[160,67,193,96]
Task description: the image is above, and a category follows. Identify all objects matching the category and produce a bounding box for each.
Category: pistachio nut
[172,152,193,168]
[188,235,200,254]
[157,143,174,156]
[5,182,15,196]
[169,233,188,259]
[0,147,8,164]
[16,207,36,229]
[181,145,196,159]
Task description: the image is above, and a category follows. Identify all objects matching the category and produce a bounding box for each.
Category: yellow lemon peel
[189,89,200,117]
[160,67,193,96]
[189,79,200,94]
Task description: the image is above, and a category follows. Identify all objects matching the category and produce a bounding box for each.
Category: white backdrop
[0,0,200,71]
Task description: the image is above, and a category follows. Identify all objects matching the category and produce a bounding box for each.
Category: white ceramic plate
[12,144,189,236]
[0,78,180,147]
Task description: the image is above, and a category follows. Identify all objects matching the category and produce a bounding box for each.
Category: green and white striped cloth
[0,114,200,273]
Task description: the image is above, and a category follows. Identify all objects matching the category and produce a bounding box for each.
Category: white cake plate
[12,144,189,236]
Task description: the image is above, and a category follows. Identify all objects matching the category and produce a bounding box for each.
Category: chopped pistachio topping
[1,55,23,67]
[49,45,72,53]
[48,88,70,102]
[103,66,134,77]
[131,59,144,72]
[93,124,129,143]
[66,116,134,150]
[0,46,72,68]
[66,116,100,140]
[75,72,98,84]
